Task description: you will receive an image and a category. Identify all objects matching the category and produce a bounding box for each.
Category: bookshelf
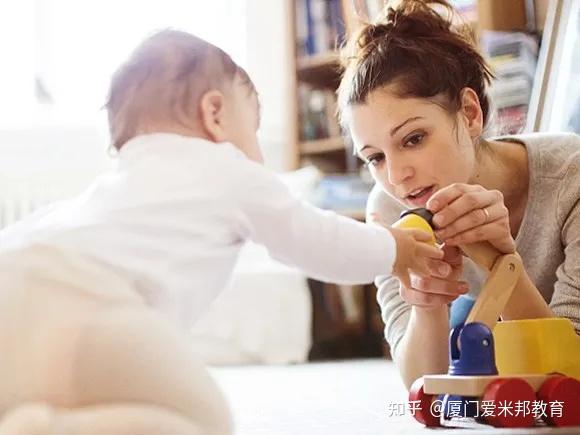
[291,1,389,361]
[292,0,363,174]
[300,136,344,155]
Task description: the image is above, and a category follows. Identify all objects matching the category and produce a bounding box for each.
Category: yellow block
[392,213,436,246]
[494,318,580,380]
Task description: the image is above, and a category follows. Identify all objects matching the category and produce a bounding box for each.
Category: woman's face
[349,87,477,208]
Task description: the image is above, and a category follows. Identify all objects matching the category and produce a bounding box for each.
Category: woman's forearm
[394,305,450,390]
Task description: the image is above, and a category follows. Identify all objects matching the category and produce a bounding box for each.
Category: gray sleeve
[375,274,410,360]
[553,199,580,333]
[367,185,410,358]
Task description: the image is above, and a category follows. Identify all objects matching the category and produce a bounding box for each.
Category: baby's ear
[199,90,227,142]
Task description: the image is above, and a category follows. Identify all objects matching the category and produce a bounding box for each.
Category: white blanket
[190,242,312,365]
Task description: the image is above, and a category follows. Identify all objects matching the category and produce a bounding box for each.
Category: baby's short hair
[105,29,254,150]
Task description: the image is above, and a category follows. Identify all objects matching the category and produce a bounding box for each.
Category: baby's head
[106,29,262,162]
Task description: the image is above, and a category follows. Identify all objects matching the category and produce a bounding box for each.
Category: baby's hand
[388,227,444,289]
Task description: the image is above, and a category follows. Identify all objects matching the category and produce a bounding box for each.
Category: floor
[211,359,580,435]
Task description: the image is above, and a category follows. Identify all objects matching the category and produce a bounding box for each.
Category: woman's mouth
[405,185,435,207]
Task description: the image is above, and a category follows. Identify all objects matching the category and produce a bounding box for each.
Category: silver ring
[482,207,491,224]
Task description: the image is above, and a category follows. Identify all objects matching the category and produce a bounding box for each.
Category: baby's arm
[234,164,441,284]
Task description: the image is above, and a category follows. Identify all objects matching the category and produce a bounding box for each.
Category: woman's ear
[199,90,227,142]
[459,87,483,140]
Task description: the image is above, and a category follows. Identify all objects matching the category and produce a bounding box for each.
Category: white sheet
[190,242,312,365]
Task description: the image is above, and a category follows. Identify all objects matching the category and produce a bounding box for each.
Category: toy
[397,208,580,428]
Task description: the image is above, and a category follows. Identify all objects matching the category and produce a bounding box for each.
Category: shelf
[297,52,342,89]
[298,52,339,70]
[300,136,345,155]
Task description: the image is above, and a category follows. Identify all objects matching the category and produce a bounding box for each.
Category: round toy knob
[393,208,436,246]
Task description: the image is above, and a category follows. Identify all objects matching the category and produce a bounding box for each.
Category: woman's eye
[404,133,424,147]
[365,154,384,167]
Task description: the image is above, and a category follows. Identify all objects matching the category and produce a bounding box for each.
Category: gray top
[367,132,580,358]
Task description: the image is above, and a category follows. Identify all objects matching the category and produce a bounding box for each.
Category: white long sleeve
[0,133,396,327]
[234,162,396,284]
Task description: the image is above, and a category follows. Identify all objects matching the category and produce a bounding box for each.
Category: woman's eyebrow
[356,116,424,154]
[390,116,424,137]
[357,144,378,157]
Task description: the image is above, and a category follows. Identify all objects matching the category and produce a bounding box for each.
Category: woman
[337,0,580,389]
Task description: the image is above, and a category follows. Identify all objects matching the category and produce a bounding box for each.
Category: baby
[0,30,442,434]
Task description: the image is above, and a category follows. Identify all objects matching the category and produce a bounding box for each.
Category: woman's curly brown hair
[338,0,494,130]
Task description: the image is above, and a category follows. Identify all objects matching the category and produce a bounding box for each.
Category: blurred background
[0,0,578,366]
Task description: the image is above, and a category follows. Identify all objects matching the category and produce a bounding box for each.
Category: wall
[0,122,112,226]
[244,0,297,171]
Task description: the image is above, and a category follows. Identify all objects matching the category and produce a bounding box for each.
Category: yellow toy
[397,208,580,428]
[392,208,437,246]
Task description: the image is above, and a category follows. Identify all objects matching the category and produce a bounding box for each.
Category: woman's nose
[387,156,414,185]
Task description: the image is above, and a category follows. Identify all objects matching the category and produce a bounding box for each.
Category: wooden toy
[396,208,580,428]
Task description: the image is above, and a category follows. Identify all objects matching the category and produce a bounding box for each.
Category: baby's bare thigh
[0,288,231,434]
[0,284,104,411]
[70,306,231,432]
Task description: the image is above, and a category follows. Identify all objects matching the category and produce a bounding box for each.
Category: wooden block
[465,253,522,330]
[460,241,501,272]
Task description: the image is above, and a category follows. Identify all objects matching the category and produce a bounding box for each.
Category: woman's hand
[426,183,515,254]
[369,212,468,308]
[399,245,468,309]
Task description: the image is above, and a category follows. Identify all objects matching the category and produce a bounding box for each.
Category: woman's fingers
[441,244,463,267]
[426,183,482,213]
[431,189,501,229]
[434,200,509,240]
[409,275,469,296]
[398,245,466,308]
[427,259,452,278]
[407,260,432,279]
[426,183,515,254]
[442,221,516,252]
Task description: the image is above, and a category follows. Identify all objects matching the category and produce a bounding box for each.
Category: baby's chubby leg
[0,402,207,435]
[0,306,232,435]
[73,306,232,435]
